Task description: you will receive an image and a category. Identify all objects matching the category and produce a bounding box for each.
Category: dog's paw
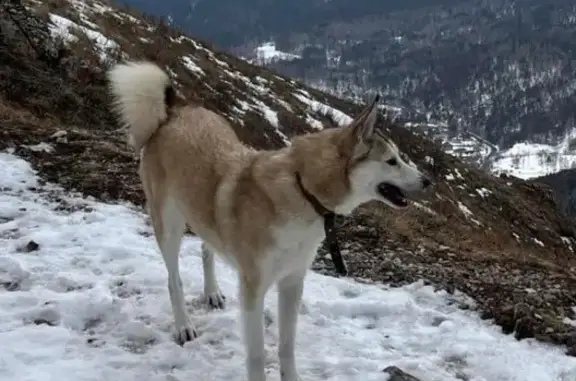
[173,325,197,345]
[203,291,226,309]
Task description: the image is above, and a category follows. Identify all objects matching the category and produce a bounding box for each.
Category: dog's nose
[422,176,432,189]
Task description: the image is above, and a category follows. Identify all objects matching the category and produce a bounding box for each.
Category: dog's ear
[349,94,379,144]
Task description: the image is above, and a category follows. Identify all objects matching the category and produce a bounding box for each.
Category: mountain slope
[118,0,576,179]
[116,0,464,47]
[533,169,576,217]
[232,0,576,175]
[3,0,576,357]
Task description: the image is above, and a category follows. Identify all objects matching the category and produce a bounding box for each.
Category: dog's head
[336,95,432,213]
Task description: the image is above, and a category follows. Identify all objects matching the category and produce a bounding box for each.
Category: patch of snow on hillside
[403,123,496,168]
[231,97,289,145]
[204,50,229,68]
[69,0,113,15]
[180,56,204,76]
[48,14,78,43]
[457,201,480,226]
[1,153,576,381]
[172,35,230,69]
[48,14,118,61]
[254,42,301,64]
[221,70,292,114]
[293,90,353,127]
[224,69,265,93]
[561,237,574,252]
[256,103,279,128]
[491,139,576,180]
[305,114,324,130]
[475,188,492,198]
[172,36,199,49]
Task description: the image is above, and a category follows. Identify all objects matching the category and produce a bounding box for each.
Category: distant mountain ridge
[116,0,463,47]
[118,0,576,182]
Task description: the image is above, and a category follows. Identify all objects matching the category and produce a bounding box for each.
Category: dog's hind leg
[201,243,226,309]
[150,196,196,344]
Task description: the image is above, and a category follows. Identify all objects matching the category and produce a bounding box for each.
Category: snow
[47,14,79,44]
[457,201,473,218]
[454,169,464,179]
[1,152,576,381]
[561,237,574,252]
[47,14,118,61]
[293,91,353,127]
[23,142,55,154]
[254,42,301,64]
[180,56,204,76]
[304,114,324,130]
[491,134,576,179]
[221,69,292,116]
[412,202,437,216]
[256,102,279,128]
[402,123,497,170]
[475,188,492,198]
[204,51,229,68]
[230,97,290,145]
[248,99,285,142]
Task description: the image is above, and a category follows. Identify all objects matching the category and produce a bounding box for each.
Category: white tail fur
[107,61,172,151]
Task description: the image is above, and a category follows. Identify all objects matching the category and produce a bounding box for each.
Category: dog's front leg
[241,277,267,381]
[277,274,305,381]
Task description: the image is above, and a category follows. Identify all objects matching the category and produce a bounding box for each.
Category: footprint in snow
[339,288,361,299]
[120,321,160,354]
[0,256,30,291]
[23,301,61,327]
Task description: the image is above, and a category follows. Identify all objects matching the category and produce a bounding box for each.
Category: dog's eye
[387,158,398,166]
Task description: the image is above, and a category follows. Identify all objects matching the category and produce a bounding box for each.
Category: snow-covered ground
[1,152,576,381]
[403,120,576,179]
[254,42,301,65]
[490,139,576,179]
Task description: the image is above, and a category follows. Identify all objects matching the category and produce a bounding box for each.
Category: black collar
[295,172,348,276]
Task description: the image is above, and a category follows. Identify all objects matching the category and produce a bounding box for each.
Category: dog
[107,60,431,381]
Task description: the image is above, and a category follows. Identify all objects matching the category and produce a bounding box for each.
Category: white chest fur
[262,217,325,284]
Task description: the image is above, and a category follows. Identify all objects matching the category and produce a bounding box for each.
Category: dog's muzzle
[377,183,408,207]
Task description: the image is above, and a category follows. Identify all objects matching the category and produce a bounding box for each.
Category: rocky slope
[533,169,576,217]
[3,0,576,358]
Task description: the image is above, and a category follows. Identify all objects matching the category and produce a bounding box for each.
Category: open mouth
[377,183,409,207]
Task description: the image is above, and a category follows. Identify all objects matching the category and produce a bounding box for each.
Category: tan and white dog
[107,61,431,381]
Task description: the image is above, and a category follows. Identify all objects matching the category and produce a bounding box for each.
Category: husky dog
[107,61,431,381]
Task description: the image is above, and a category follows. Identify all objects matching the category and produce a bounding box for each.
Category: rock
[383,366,422,381]
[566,345,576,357]
[24,240,40,252]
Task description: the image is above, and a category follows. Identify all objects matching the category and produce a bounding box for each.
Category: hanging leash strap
[295,172,348,276]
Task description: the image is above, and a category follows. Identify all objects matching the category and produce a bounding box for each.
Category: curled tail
[107,61,174,151]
